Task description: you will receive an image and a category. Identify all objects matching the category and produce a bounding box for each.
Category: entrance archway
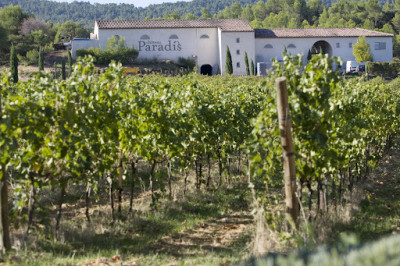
[200,64,212,76]
[311,40,332,56]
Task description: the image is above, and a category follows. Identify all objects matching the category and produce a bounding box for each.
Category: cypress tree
[250,59,255,76]
[225,46,233,75]
[61,59,66,80]
[38,48,44,71]
[307,49,312,61]
[68,49,73,76]
[244,52,250,76]
[10,44,18,83]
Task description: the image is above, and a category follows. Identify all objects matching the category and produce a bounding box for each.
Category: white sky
[51,0,192,8]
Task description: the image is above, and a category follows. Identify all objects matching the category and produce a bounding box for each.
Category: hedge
[366,62,400,78]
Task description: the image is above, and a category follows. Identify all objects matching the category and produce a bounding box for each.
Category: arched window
[264,44,273,48]
[140,34,150,40]
[169,34,179,39]
[200,34,209,39]
[287,44,296,49]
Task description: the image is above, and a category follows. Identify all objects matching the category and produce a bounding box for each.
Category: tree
[38,48,44,71]
[392,13,400,33]
[68,49,73,75]
[241,5,254,22]
[244,52,250,76]
[0,5,28,35]
[252,1,267,21]
[201,8,212,19]
[185,13,197,19]
[230,3,242,18]
[225,46,233,75]
[0,25,8,51]
[10,44,18,83]
[61,59,66,80]
[366,0,382,27]
[353,36,373,63]
[21,17,50,36]
[54,20,89,43]
[251,59,255,75]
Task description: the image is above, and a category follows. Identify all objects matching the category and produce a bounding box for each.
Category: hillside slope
[0,0,259,28]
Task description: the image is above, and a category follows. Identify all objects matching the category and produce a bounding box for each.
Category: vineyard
[0,53,400,264]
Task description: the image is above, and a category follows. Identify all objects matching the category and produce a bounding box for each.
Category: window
[375,42,386,50]
[287,44,296,49]
[236,49,240,55]
[236,38,240,43]
[236,62,240,68]
[336,42,340,48]
[264,44,273,48]
[169,34,179,39]
[140,34,150,40]
[200,34,209,39]
[349,42,352,48]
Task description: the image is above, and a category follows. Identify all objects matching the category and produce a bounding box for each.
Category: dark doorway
[311,40,332,56]
[200,64,212,76]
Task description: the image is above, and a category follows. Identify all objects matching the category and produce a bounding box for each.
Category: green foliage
[19,49,39,66]
[366,61,400,78]
[250,59,255,75]
[61,59,66,80]
[353,36,373,63]
[244,52,250,76]
[225,46,233,75]
[68,49,73,75]
[0,25,8,51]
[54,20,89,43]
[76,36,138,65]
[9,44,18,83]
[177,57,196,71]
[38,47,44,71]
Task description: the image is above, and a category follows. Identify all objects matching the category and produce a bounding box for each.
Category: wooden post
[276,77,299,226]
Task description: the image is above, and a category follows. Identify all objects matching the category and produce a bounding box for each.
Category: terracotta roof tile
[96,19,254,32]
[254,28,393,38]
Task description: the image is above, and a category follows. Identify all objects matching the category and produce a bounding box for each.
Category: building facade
[72,19,393,75]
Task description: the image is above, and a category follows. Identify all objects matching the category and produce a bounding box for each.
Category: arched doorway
[200,64,212,76]
[311,40,332,56]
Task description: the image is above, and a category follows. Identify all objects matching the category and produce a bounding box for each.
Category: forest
[2,0,400,63]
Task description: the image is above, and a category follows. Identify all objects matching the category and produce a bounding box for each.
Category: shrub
[76,36,138,65]
[366,62,400,78]
[177,57,196,71]
[18,49,40,66]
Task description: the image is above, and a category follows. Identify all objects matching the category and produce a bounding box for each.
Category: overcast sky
[51,0,192,8]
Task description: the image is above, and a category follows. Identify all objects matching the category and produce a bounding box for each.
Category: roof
[254,28,393,38]
[95,19,254,32]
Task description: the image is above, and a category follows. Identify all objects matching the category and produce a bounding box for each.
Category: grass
[3,145,400,265]
[5,166,254,265]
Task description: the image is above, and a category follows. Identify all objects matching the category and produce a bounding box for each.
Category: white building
[72,19,393,75]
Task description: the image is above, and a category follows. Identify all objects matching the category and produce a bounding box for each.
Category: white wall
[255,36,393,70]
[71,39,99,59]
[219,32,255,75]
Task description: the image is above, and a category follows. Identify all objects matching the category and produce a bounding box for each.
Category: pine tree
[244,52,250,76]
[10,44,18,83]
[225,46,233,75]
[61,59,66,80]
[38,48,44,71]
[68,49,73,76]
[250,59,255,75]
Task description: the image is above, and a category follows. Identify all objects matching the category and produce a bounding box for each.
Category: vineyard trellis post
[276,77,299,227]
